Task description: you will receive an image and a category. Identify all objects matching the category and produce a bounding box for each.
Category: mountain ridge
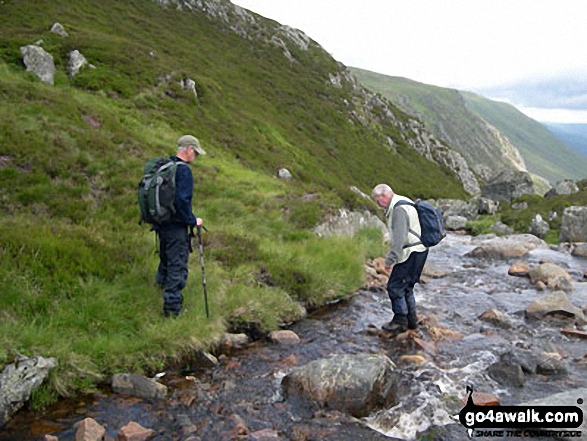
[349,67,587,186]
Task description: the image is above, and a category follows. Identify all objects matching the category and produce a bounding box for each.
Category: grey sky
[232,0,587,123]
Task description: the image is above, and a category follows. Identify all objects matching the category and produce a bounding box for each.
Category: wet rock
[399,355,428,364]
[502,350,539,375]
[462,391,501,406]
[571,243,587,258]
[466,235,546,260]
[528,262,574,291]
[249,428,281,440]
[478,308,513,328]
[270,330,300,345]
[45,435,59,441]
[117,421,155,440]
[282,353,398,418]
[0,355,57,427]
[20,45,56,84]
[74,417,106,441]
[219,332,250,349]
[508,260,529,277]
[536,353,568,377]
[487,360,525,387]
[422,262,451,279]
[520,388,587,435]
[111,374,167,399]
[525,291,587,326]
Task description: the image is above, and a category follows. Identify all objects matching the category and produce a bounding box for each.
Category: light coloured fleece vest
[386,194,427,264]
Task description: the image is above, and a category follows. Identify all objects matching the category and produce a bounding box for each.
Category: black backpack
[395,200,446,248]
[137,157,187,225]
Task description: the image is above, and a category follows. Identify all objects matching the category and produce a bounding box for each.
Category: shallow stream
[1,233,586,440]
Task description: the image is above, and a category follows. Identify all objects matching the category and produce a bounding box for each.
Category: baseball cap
[177,135,206,155]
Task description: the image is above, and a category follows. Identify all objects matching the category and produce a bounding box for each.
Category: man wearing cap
[156,134,206,317]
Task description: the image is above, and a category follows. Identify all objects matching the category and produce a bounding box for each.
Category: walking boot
[407,312,419,330]
[382,314,408,337]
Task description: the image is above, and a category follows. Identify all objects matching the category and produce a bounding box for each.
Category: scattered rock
[528,262,574,291]
[490,221,514,235]
[277,168,292,180]
[544,179,579,197]
[478,308,513,328]
[560,206,587,242]
[488,360,525,387]
[528,214,550,239]
[0,355,57,426]
[536,353,567,377]
[571,243,587,258]
[111,374,167,400]
[20,45,56,85]
[525,291,587,326]
[270,330,300,345]
[75,417,106,441]
[67,50,88,77]
[117,421,155,441]
[50,22,69,37]
[444,215,468,231]
[282,354,398,418]
[250,428,281,440]
[508,260,529,277]
[463,392,500,406]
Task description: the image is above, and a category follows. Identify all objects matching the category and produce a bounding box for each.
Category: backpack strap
[394,200,424,248]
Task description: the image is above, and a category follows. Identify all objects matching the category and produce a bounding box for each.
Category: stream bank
[1,233,586,440]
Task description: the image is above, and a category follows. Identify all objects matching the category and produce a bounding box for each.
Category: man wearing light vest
[372,184,429,337]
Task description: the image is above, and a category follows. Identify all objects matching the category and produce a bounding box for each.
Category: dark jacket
[171,155,197,227]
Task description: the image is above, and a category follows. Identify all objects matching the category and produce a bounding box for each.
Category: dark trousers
[387,249,428,325]
[157,224,190,315]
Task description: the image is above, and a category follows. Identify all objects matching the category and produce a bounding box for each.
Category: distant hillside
[545,123,587,157]
[350,67,587,184]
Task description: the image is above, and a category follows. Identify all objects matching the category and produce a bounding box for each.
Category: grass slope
[0,0,466,402]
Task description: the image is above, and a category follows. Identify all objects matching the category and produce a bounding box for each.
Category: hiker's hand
[196,217,203,227]
[385,264,394,274]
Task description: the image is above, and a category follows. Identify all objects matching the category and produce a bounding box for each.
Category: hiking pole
[196,225,210,318]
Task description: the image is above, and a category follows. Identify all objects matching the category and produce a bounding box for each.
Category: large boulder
[282,354,399,418]
[544,179,579,197]
[525,291,586,326]
[528,262,574,292]
[481,169,535,202]
[313,209,387,240]
[466,234,547,260]
[0,355,57,426]
[20,45,56,85]
[560,206,587,243]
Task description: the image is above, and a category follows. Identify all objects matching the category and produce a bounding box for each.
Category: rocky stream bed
[1,232,586,441]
